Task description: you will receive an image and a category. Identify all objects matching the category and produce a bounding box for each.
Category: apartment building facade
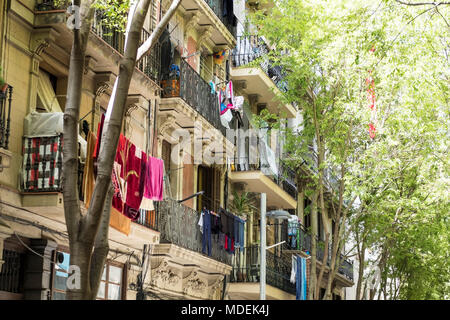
[0,0,354,300]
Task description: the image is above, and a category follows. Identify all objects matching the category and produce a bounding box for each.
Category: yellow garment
[110,207,131,235]
[82,131,96,208]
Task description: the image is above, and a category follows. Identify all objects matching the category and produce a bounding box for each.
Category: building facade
[0,0,354,300]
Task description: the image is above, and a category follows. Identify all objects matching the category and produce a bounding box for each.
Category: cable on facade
[13,231,68,272]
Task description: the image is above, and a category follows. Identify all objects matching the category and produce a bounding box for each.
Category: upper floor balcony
[230,140,298,210]
[281,220,354,284]
[0,85,13,172]
[231,35,296,118]
[155,199,232,265]
[34,1,161,85]
[0,85,13,150]
[228,245,296,299]
[160,58,227,138]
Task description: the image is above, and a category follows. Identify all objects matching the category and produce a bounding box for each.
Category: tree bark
[308,191,318,300]
[355,227,366,300]
[63,0,96,300]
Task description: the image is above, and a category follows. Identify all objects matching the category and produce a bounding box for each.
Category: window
[96,262,123,300]
[52,251,70,300]
[51,250,124,300]
[0,249,25,298]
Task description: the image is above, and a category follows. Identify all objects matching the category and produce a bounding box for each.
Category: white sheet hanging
[37,69,63,113]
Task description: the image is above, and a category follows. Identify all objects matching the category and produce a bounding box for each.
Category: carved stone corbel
[185,11,201,37]
[198,26,214,50]
[183,271,206,297]
[208,276,224,300]
[151,260,181,288]
[159,114,177,138]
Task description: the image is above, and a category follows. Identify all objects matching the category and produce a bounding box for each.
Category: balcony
[0,85,13,171]
[202,0,237,38]
[231,35,295,118]
[160,58,228,138]
[34,2,161,84]
[230,141,297,209]
[155,199,232,265]
[281,221,354,283]
[228,245,296,299]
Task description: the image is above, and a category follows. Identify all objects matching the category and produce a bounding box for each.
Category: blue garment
[234,217,239,247]
[202,210,212,256]
[239,219,245,249]
[296,256,307,300]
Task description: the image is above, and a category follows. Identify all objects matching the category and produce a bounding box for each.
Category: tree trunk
[63,0,96,300]
[315,232,329,299]
[355,229,366,300]
[308,191,318,300]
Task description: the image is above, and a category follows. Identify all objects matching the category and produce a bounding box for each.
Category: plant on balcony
[229,190,258,219]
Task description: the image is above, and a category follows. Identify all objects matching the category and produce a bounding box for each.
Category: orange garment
[110,207,131,235]
[82,131,96,208]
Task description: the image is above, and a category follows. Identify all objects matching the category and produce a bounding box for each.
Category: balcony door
[197,165,221,213]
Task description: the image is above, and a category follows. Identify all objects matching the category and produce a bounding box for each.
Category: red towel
[93,113,105,160]
[143,156,164,201]
[122,144,145,220]
[111,134,129,215]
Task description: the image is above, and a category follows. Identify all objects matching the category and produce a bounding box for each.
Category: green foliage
[229,190,258,218]
[251,0,449,299]
[92,0,131,32]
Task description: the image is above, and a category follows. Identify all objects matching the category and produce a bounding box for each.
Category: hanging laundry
[110,207,131,235]
[213,49,227,65]
[209,81,216,94]
[93,113,105,161]
[122,144,145,220]
[234,96,244,110]
[290,255,298,284]
[140,197,154,211]
[238,217,245,249]
[198,210,204,234]
[143,156,164,201]
[234,216,240,248]
[201,209,212,256]
[296,255,307,300]
[211,212,221,234]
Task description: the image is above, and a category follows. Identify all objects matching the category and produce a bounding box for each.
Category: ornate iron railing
[203,0,237,38]
[281,221,354,281]
[232,35,288,93]
[0,85,12,149]
[155,199,232,265]
[135,209,159,231]
[161,58,227,137]
[229,245,296,295]
[35,2,161,82]
[0,249,23,293]
[232,140,298,199]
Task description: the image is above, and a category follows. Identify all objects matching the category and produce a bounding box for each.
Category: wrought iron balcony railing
[161,58,227,138]
[231,35,288,93]
[0,85,13,150]
[203,0,237,38]
[281,221,354,282]
[135,208,159,231]
[35,2,161,83]
[155,199,232,265]
[229,245,296,295]
[232,141,298,200]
